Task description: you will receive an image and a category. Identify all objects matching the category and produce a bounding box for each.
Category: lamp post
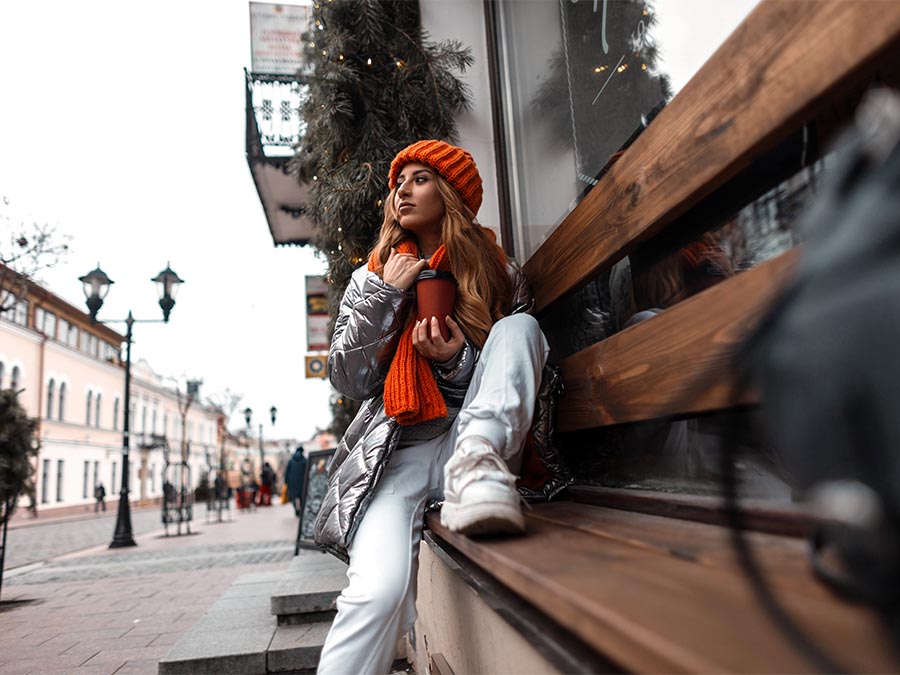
[243,405,277,470]
[80,263,185,548]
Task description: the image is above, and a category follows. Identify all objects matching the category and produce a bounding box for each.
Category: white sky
[0,0,331,443]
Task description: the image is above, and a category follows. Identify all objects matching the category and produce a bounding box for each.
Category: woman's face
[394,162,445,236]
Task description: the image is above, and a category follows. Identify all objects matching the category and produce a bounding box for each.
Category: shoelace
[446,448,517,489]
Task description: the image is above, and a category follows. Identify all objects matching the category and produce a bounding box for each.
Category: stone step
[158,570,283,675]
[270,550,348,623]
[158,550,346,675]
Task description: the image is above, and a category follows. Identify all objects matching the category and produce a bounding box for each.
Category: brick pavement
[0,503,305,675]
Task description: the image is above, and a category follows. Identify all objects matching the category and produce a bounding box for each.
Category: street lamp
[80,263,184,548]
[243,405,277,470]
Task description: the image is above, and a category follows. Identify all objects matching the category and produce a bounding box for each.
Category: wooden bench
[423,2,900,673]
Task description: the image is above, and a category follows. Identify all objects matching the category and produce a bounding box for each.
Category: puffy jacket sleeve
[328,265,413,400]
[509,258,535,315]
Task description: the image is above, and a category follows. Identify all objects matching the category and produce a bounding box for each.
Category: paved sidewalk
[0,503,305,675]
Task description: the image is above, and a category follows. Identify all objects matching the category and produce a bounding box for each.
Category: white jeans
[317,313,549,675]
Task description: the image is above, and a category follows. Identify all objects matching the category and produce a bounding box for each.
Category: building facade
[0,265,223,513]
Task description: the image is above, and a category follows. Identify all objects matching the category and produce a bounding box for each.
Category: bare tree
[0,195,72,314]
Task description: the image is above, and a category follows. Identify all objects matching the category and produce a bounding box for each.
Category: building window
[68,324,78,349]
[57,318,69,343]
[111,461,117,495]
[82,460,90,499]
[10,365,20,391]
[59,382,67,420]
[150,463,156,492]
[163,412,168,439]
[113,397,120,431]
[41,459,50,504]
[142,406,147,433]
[85,391,93,426]
[93,461,99,494]
[35,307,45,332]
[56,460,64,502]
[95,393,102,427]
[13,299,28,326]
[152,408,157,434]
[44,311,56,340]
[0,361,4,389]
[46,379,55,419]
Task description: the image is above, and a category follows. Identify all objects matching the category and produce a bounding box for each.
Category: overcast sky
[0,0,331,443]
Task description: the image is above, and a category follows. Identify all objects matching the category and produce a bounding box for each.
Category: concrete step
[270,551,348,624]
[158,550,347,675]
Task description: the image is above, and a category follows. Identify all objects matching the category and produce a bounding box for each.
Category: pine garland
[291,0,473,437]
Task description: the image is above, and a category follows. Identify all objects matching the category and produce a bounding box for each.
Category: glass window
[59,382,67,420]
[83,460,90,499]
[10,365,20,391]
[68,324,78,349]
[95,393,102,427]
[13,299,28,326]
[494,0,757,260]
[93,461,99,493]
[56,460,64,502]
[42,459,51,504]
[85,391,93,426]
[111,461,117,494]
[44,311,57,340]
[46,378,55,419]
[35,307,45,332]
[79,330,88,352]
[57,318,69,343]
[113,397,120,431]
[0,362,4,389]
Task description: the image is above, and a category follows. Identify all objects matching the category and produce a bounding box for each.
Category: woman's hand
[412,315,465,363]
[382,247,427,291]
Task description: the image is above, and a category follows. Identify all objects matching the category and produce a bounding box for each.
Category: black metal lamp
[270,405,278,425]
[79,265,114,322]
[151,264,185,323]
[243,407,253,427]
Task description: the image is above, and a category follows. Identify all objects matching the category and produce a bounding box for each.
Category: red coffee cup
[415,270,457,341]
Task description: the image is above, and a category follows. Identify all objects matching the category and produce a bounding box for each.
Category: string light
[366,57,372,66]
[642,8,649,15]
[376,199,383,206]
[617,63,628,73]
[313,175,318,181]
[322,50,327,56]
[641,63,647,70]
[396,60,404,68]
[593,65,608,73]
[339,53,344,60]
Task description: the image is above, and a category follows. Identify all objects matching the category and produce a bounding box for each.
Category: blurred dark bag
[742,88,900,643]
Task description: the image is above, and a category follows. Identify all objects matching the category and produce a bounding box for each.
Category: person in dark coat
[258,462,276,506]
[94,482,106,512]
[285,446,307,516]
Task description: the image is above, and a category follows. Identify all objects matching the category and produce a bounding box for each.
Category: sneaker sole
[441,500,525,536]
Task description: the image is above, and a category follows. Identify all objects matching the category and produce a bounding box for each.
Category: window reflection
[496,0,758,260]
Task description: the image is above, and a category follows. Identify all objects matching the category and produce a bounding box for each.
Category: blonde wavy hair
[371,173,513,348]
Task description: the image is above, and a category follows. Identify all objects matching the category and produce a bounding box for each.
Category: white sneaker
[441,437,525,535]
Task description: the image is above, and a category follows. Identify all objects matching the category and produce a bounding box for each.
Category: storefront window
[495,0,758,260]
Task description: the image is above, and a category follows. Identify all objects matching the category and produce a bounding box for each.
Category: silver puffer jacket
[315,260,569,562]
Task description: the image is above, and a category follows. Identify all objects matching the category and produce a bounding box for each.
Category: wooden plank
[426,509,899,674]
[526,502,828,602]
[429,653,455,675]
[523,0,900,313]
[566,485,817,538]
[557,249,797,431]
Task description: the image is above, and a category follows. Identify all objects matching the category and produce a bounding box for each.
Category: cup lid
[415,270,456,282]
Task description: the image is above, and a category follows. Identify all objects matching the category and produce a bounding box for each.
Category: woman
[315,140,548,674]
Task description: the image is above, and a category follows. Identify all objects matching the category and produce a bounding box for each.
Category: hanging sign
[249,2,313,76]
[305,354,327,379]
[305,275,329,352]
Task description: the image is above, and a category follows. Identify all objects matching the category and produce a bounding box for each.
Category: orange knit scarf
[369,238,451,425]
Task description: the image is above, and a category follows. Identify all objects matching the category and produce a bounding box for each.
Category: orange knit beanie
[389,140,483,216]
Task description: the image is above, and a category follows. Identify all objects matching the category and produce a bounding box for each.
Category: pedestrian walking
[94,482,106,512]
[315,140,549,674]
[258,462,276,506]
[284,446,307,516]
